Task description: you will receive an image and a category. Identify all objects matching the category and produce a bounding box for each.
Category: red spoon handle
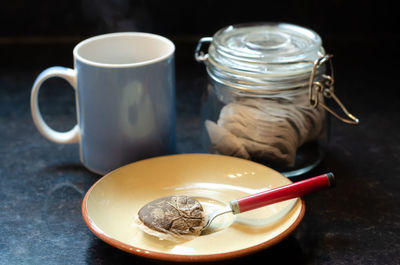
[232,173,335,214]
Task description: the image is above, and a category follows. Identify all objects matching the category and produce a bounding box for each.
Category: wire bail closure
[195,38,359,125]
[309,55,359,125]
[195,37,212,63]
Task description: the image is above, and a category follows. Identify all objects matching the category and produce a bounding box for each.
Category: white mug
[31,32,176,174]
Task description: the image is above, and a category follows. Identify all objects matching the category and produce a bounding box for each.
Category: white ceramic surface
[31,32,176,174]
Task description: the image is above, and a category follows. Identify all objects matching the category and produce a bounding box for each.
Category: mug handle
[30,66,80,144]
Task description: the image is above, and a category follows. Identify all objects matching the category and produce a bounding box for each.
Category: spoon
[202,172,335,231]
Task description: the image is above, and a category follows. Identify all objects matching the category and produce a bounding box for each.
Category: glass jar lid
[208,23,323,77]
[195,23,359,124]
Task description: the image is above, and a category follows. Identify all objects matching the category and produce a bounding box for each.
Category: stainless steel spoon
[202,172,335,230]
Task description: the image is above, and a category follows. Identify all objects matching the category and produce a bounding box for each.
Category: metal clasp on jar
[195,38,359,125]
[309,54,359,125]
[195,37,212,62]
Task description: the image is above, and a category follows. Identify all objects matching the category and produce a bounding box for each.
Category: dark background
[1,1,400,265]
[1,0,397,38]
[1,0,398,68]
[1,0,398,117]
[1,0,398,129]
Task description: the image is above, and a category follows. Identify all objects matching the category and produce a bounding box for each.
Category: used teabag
[136,195,207,242]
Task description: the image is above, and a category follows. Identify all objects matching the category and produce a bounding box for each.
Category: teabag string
[205,89,325,166]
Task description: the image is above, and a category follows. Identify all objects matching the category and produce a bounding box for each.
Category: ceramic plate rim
[81,154,306,262]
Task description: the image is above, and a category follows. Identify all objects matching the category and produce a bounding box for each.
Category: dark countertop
[1,37,399,265]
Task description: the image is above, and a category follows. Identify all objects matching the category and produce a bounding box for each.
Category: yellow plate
[82,154,305,262]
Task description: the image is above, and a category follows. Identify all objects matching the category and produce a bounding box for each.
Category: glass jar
[195,23,358,177]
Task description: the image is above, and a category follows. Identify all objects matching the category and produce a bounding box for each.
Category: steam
[81,0,151,32]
